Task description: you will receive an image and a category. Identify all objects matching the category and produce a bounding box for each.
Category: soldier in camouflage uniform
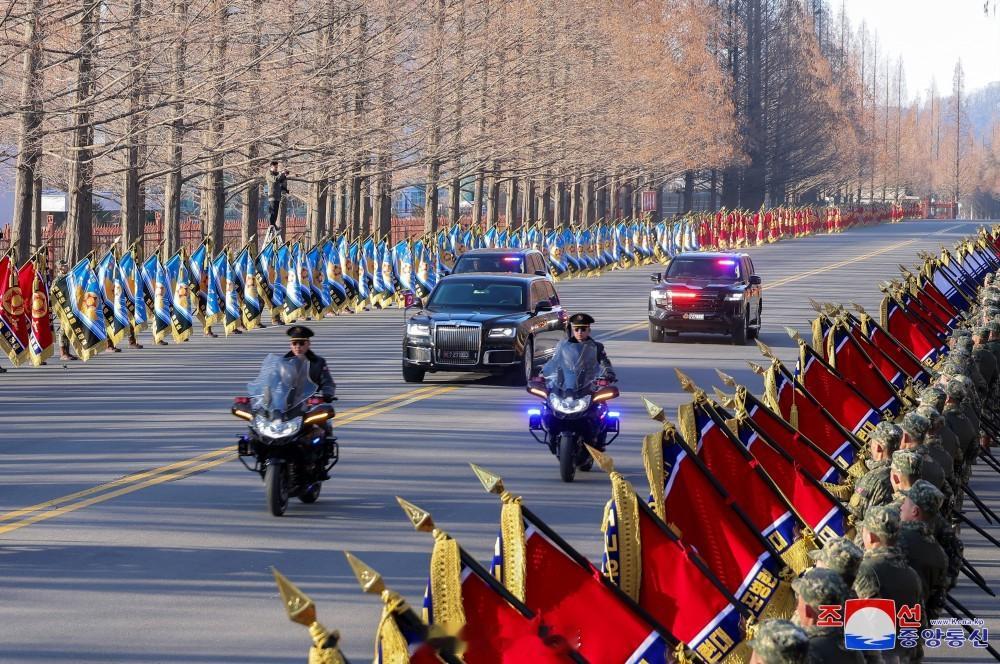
[898,480,949,618]
[972,326,997,389]
[848,422,901,525]
[855,505,924,664]
[791,568,863,664]
[897,412,950,510]
[749,619,810,664]
[943,378,978,477]
[888,449,922,498]
[913,406,957,505]
[917,387,962,474]
[808,537,863,588]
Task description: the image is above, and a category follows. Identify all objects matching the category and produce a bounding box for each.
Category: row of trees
[2,0,998,264]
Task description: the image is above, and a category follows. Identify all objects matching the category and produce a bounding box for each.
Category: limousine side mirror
[534,301,554,314]
[749,275,762,285]
[650,272,662,283]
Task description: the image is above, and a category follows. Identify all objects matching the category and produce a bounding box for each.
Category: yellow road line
[599,238,918,341]
[0,383,454,535]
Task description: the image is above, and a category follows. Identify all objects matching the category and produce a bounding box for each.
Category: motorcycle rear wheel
[265,463,289,516]
[558,432,576,483]
[299,482,322,504]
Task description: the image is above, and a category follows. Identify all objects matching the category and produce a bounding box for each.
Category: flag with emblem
[305,246,330,317]
[51,259,107,360]
[223,251,242,335]
[206,252,227,328]
[240,247,264,329]
[19,258,54,366]
[283,243,309,321]
[152,255,173,344]
[188,240,210,327]
[0,255,30,365]
[120,249,146,332]
[322,239,348,312]
[547,230,567,278]
[165,252,193,343]
[338,236,358,301]
[95,250,119,339]
[414,239,437,297]
[109,257,131,345]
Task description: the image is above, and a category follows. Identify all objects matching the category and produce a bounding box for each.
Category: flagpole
[773,359,865,452]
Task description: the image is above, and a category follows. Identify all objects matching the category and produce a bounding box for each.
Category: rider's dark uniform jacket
[285,349,336,400]
[565,336,615,379]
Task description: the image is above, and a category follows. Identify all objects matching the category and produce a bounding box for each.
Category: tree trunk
[484,164,498,228]
[504,177,517,229]
[448,177,461,227]
[63,0,99,264]
[581,177,593,227]
[609,175,620,221]
[31,166,43,254]
[523,176,535,226]
[120,0,144,249]
[473,168,485,227]
[682,171,695,213]
[423,163,440,234]
[162,0,186,256]
[200,0,227,250]
[709,169,718,211]
[242,181,259,248]
[12,0,43,263]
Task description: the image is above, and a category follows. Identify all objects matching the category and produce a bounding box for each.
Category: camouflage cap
[973,326,991,339]
[944,378,967,401]
[747,619,809,664]
[902,479,944,516]
[900,411,930,439]
[808,537,863,580]
[915,404,943,429]
[791,567,850,609]
[871,421,903,450]
[989,320,1000,335]
[918,386,946,411]
[862,503,902,540]
[953,328,973,338]
[891,448,923,479]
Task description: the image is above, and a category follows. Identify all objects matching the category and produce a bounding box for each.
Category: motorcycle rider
[284,325,336,478]
[549,312,616,382]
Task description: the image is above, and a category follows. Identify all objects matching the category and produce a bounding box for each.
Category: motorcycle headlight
[725,292,744,302]
[407,322,430,337]
[488,326,516,338]
[547,393,592,414]
[252,414,303,439]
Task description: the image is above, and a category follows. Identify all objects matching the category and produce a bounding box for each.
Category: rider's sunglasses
[290,340,309,346]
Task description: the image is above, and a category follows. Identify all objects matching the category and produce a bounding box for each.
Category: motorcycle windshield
[541,341,603,396]
[247,354,318,418]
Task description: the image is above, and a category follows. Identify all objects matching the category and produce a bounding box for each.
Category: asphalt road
[1,219,997,663]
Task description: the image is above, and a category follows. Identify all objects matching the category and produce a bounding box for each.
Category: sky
[840,0,1000,98]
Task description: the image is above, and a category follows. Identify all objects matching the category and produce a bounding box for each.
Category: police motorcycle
[231,354,339,516]
[526,342,621,482]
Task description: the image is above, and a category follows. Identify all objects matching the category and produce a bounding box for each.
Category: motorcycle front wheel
[558,432,576,483]
[299,482,322,504]
[265,463,289,516]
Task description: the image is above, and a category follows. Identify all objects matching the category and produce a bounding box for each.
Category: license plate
[441,351,471,360]
[684,313,705,320]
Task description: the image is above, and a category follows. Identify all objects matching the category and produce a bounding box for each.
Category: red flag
[680,398,804,567]
[492,503,672,663]
[881,294,940,362]
[919,279,959,321]
[911,282,956,329]
[603,466,749,663]
[644,427,792,625]
[797,343,882,435]
[0,255,30,365]
[861,312,928,382]
[764,360,865,477]
[826,323,901,417]
[18,259,54,366]
[740,387,842,484]
[459,571,576,663]
[901,292,949,338]
[843,317,910,389]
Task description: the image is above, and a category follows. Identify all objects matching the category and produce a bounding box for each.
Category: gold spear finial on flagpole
[712,387,735,409]
[850,302,868,315]
[344,551,386,596]
[469,463,505,496]
[273,567,317,627]
[756,339,777,360]
[396,496,436,533]
[808,297,824,313]
[785,326,804,345]
[674,367,702,396]
[584,444,615,474]
[747,361,766,375]
[641,395,666,422]
[715,368,737,387]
